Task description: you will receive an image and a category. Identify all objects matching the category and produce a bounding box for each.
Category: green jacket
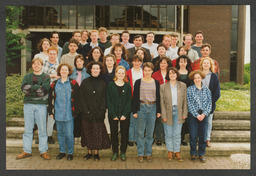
[107,81,132,120]
[21,72,50,104]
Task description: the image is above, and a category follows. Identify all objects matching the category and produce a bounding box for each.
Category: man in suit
[127,35,152,66]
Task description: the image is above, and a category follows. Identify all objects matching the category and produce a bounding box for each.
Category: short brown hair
[121,30,130,36]
[69,38,79,46]
[166,67,180,81]
[163,34,171,40]
[143,62,154,71]
[72,30,81,36]
[57,63,73,76]
[98,27,108,34]
[183,33,193,41]
[110,33,120,40]
[133,35,144,42]
[32,57,43,65]
[113,65,128,82]
[195,30,204,37]
[37,38,51,52]
[132,55,143,62]
[157,43,167,50]
[188,70,205,80]
[47,46,58,53]
[146,32,155,36]
[170,33,178,38]
[201,43,212,50]
[74,54,85,68]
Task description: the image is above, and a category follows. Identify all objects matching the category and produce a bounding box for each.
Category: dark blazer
[132,79,161,114]
[106,81,132,120]
[77,42,105,60]
[208,73,221,113]
[78,76,106,122]
[127,47,152,66]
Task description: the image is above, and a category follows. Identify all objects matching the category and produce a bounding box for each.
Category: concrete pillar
[21,37,26,76]
[236,5,246,84]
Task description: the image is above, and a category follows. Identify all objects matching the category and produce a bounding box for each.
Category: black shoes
[67,154,73,161]
[128,141,134,146]
[155,140,162,146]
[191,155,196,161]
[94,154,100,161]
[56,153,66,160]
[199,156,206,163]
[83,153,93,160]
[48,136,55,144]
[181,141,188,146]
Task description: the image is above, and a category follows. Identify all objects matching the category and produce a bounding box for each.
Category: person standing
[152,57,172,146]
[160,67,187,161]
[98,27,112,49]
[42,46,60,144]
[200,57,220,147]
[132,62,161,163]
[60,39,79,70]
[34,38,51,63]
[126,55,143,146]
[107,66,132,161]
[50,31,63,63]
[69,55,90,138]
[62,31,81,56]
[152,43,167,71]
[79,62,111,161]
[142,32,158,59]
[121,30,134,49]
[187,70,212,163]
[48,63,80,161]
[192,31,204,57]
[183,34,199,63]
[110,43,130,71]
[16,58,51,160]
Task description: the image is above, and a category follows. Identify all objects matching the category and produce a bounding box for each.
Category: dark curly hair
[155,56,172,71]
[110,43,128,61]
[88,46,104,62]
[175,55,192,72]
[86,61,105,76]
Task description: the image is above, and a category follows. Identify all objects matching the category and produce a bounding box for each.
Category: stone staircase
[6,111,250,157]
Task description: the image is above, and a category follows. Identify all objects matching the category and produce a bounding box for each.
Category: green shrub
[220,82,249,90]
[6,74,24,119]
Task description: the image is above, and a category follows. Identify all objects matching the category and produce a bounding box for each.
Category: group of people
[16,27,221,164]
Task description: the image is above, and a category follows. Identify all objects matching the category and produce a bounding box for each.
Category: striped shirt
[140,79,156,102]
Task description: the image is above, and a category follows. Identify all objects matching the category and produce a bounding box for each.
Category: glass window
[77,6,94,29]
[109,6,127,27]
[61,6,76,29]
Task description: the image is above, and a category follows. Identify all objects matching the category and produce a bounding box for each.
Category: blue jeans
[163,107,182,152]
[56,119,74,154]
[136,103,156,156]
[23,104,48,154]
[206,113,213,141]
[188,113,208,156]
[128,113,137,142]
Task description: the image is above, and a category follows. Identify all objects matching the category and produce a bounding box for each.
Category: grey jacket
[160,81,188,125]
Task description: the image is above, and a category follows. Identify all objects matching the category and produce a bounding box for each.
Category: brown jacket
[160,81,188,126]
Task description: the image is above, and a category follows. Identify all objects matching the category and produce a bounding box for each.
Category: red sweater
[152,70,167,85]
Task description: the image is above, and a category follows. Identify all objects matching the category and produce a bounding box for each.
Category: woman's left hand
[156,113,161,118]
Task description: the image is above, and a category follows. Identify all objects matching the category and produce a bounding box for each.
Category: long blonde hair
[200,57,215,73]
[113,65,128,82]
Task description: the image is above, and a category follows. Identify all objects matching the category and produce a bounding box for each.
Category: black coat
[78,76,106,122]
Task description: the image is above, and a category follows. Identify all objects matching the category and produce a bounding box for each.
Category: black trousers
[109,117,130,154]
[181,118,189,141]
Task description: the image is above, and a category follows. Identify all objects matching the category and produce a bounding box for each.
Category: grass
[216,90,250,111]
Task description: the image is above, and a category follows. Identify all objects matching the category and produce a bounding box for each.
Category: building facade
[14,5,246,83]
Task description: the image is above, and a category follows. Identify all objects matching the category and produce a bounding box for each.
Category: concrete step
[7,127,250,143]
[6,111,251,127]
[211,131,250,142]
[212,120,250,130]
[6,138,250,157]
[213,111,250,120]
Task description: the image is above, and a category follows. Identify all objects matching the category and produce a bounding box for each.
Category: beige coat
[160,81,188,126]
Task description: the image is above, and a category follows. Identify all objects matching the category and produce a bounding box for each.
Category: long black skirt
[81,118,111,150]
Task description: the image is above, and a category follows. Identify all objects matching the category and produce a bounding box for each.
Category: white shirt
[34,52,49,63]
[131,68,143,86]
[142,43,159,58]
[166,47,178,60]
[90,42,99,48]
[104,46,113,56]
[121,42,134,49]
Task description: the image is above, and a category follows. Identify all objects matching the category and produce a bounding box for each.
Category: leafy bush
[220,81,249,90]
[6,74,24,119]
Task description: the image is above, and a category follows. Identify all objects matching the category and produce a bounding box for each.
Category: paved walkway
[6,153,250,170]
